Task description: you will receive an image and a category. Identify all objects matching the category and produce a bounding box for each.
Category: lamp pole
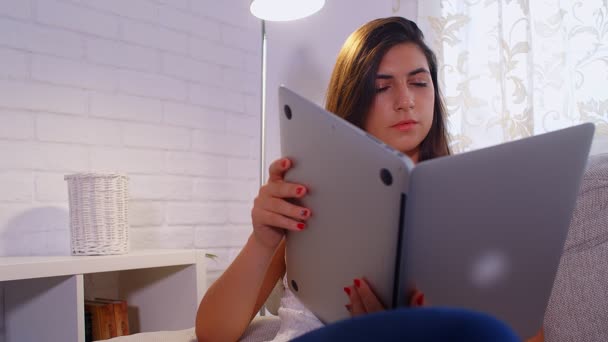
[259,19,268,187]
[251,0,326,317]
[258,19,268,316]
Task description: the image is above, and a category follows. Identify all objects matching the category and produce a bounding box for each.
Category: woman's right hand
[251,158,311,250]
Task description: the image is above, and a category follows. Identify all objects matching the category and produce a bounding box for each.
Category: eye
[375,86,390,93]
[410,82,428,88]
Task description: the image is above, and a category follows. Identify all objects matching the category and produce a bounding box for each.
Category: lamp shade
[250,0,325,21]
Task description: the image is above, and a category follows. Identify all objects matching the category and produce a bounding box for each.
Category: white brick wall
[36,0,121,39]
[86,38,158,72]
[0,17,84,58]
[78,0,159,23]
[122,19,190,55]
[163,102,225,131]
[0,0,262,304]
[161,52,223,84]
[37,113,122,146]
[31,54,118,92]
[90,91,163,122]
[0,0,31,20]
[118,69,189,101]
[0,110,34,140]
[158,7,221,41]
[0,171,33,202]
[0,48,29,79]
[0,79,88,114]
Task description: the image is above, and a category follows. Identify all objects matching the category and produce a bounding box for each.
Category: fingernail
[344,287,351,296]
[417,294,424,306]
[354,279,361,288]
[296,187,304,195]
[297,223,305,230]
[300,209,309,217]
[281,159,288,168]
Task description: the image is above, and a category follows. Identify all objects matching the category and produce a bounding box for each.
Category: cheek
[364,99,386,131]
[420,91,435,119]
[377,96,396,116]
[363,111,380,133]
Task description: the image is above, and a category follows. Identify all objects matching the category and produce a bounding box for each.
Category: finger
[261,197,311,221]
[525,327,544,342]
[347,284,366,316]
[343,286,353,314]
[251,206,306,231]
[268,158,292,182]
[408,289,426,307]
[354,278,384,313]
[261,181,307,199]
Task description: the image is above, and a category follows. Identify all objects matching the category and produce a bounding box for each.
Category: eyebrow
[376,67,430,79]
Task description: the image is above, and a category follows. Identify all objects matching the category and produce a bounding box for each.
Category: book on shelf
[84,298,129,340]
[84,310,93,342]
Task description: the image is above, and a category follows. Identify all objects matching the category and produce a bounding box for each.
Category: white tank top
[266,276,324,341]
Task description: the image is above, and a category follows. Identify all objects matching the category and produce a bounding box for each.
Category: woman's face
[364,43,435,163]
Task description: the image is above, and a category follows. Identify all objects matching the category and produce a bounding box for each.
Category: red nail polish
[281,160,288,168]
[344,287,351,296]
[354,279,361,288]
[301,209,309,217]
[417,294,424,306]
[296,187,304,195]
[297,223,305,230]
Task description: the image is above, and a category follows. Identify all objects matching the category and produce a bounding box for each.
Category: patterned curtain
[415,0,608,153]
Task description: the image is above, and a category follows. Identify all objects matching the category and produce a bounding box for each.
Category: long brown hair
[325,17,451,161]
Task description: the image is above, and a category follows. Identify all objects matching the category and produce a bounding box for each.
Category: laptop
[279,86,594,339]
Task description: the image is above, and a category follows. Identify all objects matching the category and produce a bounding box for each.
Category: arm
[196,158,308,341]
[195,235,285,342]
[250,238,286,321]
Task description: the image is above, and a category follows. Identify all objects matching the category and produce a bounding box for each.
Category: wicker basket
[65,173,129,255]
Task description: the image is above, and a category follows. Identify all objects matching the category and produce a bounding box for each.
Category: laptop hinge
[392,192,407,308]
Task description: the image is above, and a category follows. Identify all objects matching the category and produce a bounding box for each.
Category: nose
[395,83,414,111]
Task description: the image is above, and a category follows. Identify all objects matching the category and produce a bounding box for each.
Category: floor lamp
[250,0,326,185]
[249,0,326,315]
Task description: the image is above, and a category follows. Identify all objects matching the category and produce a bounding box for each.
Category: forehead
[377,42,429,73]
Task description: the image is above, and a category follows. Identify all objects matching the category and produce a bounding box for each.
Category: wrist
[249,232,279,256]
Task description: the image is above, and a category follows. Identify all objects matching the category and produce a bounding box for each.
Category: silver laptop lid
[401,123,595,338]
[280,86,414,323]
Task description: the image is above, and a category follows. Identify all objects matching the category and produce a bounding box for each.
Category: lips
[391,120,418,131]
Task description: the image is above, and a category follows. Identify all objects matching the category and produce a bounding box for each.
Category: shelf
[0,249,204,282]
[0,249,207,342]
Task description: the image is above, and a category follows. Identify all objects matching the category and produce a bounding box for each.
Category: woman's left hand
[344,279,544,341]
[344,278,426,316]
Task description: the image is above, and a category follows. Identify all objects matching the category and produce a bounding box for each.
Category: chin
[393,145,416,156]
[381,133,422,155]
[389,140,417,153]
[392,143,420,159]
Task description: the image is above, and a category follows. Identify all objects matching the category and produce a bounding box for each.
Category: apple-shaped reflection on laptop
[470,249,510,289]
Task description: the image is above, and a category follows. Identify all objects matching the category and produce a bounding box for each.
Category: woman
[195,17,540,342]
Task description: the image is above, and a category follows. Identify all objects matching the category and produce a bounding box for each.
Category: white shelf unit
[0,249,207,342]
